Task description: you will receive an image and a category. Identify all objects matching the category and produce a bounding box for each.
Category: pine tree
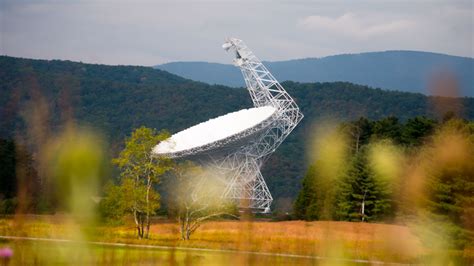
[400,116,436,146]
[336,148,392,222]
[293,166,318,220]
[372,116,402,143]
[341,117,372,154]
[294,125,351,221]
[423,119,474,248]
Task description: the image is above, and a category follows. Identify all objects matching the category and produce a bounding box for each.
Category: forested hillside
[294,116,474,248]
[156,51,474,96]
[1,56,473,210]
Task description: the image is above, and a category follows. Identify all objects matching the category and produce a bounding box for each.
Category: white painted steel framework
[218,38,303,212]
[154,38,303,213]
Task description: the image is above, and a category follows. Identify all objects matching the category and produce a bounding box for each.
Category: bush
[0,198,18,215]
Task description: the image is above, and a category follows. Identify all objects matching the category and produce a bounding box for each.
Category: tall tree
[0,138,39,214]
[294,126,349,220]
[400,116,436,146]
[372,116,402,143]
[423,119,474,248]
[168,162,237,240]
[0,139,16,199]
[341,117,372,154]
[336,147,393,222]
[112,126,172,239]
[293,166,318,220]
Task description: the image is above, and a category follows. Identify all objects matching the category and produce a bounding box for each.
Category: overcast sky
[1,0,472,66]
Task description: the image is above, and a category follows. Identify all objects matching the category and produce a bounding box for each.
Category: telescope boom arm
[223,38,303,158]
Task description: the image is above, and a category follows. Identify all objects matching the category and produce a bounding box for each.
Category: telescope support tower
[220,38,303,212]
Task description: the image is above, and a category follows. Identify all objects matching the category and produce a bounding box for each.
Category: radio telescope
[153,38,303,213]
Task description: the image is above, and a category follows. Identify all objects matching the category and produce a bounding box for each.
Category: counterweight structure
[153,38,303,213]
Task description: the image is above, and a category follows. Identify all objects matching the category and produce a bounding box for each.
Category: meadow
[2,215,470,265]
[2,239,319,265]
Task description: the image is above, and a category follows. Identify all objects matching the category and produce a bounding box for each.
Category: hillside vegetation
[1,55,473,209]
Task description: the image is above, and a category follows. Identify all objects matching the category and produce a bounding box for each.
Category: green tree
[100,178,160,227]
[400,116,436,146]
[293,166,318,220]
[0,139,16,200]
[0,138,40,214]
[372,116,401,143]
[168,162,237,240]
[293,126,349,220]
[336,148,392,222]
[112,126,172,239]
[99,182,127,222]
[341,117,372,154]
[423,119,474,248]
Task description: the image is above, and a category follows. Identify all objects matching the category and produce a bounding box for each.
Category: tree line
[1,114,472,246]
[1,56,473,243]
[293,114,474,248]
[2,56,473,208]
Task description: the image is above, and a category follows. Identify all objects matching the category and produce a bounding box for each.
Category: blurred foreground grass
[1,216,471,264]
[2,238,319,265]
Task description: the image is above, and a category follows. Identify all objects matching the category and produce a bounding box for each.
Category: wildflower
[0,247,13,259]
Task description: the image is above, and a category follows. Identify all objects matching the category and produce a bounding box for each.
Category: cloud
[298,13,415,39]
[0,1,472,65]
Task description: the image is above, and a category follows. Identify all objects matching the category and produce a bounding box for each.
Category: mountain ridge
[156,50,474,96]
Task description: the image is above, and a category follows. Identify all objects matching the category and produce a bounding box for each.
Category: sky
[1,0,473,66]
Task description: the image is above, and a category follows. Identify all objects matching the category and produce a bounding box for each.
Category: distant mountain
[1,56,473,210]
[156,51,474,97]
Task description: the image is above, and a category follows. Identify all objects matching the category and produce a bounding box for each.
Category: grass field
[0,216,471,265]
[2,239,324,265]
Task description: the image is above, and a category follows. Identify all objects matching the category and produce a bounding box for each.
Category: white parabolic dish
[152,106,276,155]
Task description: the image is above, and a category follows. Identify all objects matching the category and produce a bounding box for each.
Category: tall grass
[1,217,430,263]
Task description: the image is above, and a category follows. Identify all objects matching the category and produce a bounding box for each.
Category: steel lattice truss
[217,38,304,212]
[156,38,303,213]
